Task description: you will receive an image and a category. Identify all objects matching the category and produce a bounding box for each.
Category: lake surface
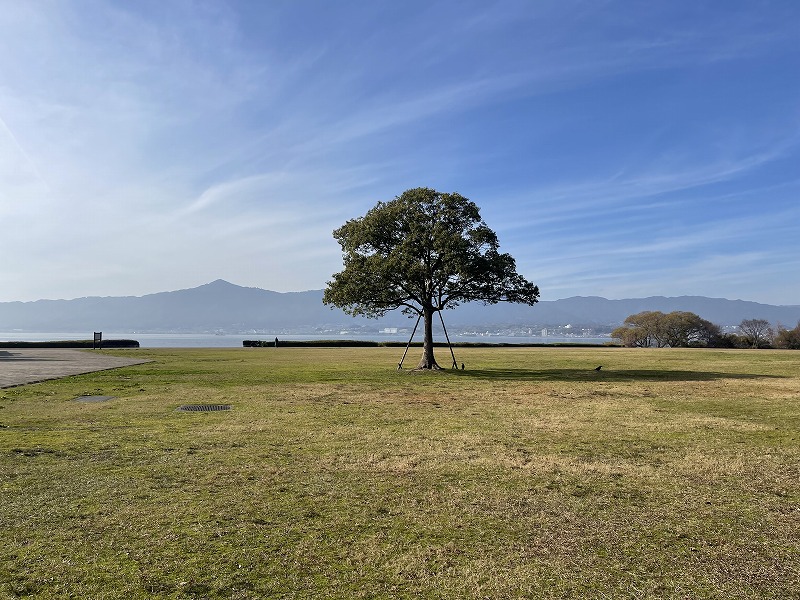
[1,331,613,348]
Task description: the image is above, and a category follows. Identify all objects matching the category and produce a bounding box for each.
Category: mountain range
[1,279,798,334]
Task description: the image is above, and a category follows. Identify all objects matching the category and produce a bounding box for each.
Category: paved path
[0,349,150,388]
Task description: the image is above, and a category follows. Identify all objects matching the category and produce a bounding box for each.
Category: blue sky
[2,1,799,304]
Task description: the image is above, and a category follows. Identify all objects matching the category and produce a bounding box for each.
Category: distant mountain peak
[187,279,249,293]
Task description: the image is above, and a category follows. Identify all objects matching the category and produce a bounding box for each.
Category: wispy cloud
[1,1,798,303]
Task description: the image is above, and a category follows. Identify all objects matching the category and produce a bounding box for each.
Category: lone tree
[323,187,539,369]
[738,318,774,348]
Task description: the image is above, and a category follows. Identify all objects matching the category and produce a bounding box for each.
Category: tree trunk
[416,305,440,369]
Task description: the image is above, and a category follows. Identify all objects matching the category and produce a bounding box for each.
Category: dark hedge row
[243,339,614,348]
[0,339,140,349]
[244,339,383,348]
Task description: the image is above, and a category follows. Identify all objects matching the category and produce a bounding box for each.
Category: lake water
[1,331,613,348]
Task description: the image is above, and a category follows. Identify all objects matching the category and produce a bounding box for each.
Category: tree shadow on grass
[449,368,785,382]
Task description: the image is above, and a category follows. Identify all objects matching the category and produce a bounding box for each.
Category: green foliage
[324,188,539,318]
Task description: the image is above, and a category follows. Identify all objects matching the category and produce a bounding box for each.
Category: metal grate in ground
[177,404,232,412]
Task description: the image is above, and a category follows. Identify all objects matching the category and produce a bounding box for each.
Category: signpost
[93,332,102,350]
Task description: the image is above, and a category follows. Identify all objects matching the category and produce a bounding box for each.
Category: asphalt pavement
[0,348,150,388]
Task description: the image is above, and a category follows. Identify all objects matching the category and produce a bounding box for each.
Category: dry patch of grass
[0,347,798,598]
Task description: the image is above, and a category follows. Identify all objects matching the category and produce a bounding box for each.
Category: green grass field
[1,347,798,599]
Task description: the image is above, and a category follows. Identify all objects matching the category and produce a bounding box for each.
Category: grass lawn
[1,347,798,599]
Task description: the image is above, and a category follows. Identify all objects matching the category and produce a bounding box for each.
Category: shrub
[775,322,800,349]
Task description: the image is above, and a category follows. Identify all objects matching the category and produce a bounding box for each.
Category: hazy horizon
[2,278,798,308]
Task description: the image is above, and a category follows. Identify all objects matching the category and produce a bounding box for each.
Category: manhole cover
[75,396,115,402]
[178,404,231,412]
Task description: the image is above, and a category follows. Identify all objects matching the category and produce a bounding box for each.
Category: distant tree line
[612,312,800,349]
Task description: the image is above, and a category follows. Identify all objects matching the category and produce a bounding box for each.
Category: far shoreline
[0,331,614,349]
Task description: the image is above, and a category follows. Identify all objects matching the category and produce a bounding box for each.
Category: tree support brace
[438,311,458,369]
[398,314,422,369]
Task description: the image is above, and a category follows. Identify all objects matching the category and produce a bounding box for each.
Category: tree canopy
[738,318,774,348]
[612,310,721,348]
[323,188,539,368]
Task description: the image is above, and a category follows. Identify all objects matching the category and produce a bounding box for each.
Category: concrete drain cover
[75,396,115,402]
[178,404,231,412]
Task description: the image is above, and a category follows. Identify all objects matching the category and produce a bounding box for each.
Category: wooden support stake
[438,312,458,369]
[398,314,422,369]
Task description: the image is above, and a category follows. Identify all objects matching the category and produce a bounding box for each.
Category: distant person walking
[274,337,279,348]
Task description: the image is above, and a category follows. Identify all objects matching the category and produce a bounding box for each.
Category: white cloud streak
[1,1,798,303]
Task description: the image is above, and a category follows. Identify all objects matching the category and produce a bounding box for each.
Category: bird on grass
[594,365,602,371]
